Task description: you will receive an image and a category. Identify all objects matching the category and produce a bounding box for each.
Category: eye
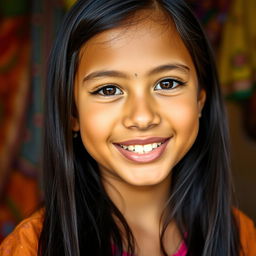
[92,85,123,96]
[154,78,185,91]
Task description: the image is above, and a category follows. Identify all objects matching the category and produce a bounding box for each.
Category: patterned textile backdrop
[189,0,256,139]
[0,0,30,194]
[218,0,256,139]
[0,0,65,241]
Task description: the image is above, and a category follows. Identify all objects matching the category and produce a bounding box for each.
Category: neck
[103,173,182,256]
[103,174,171,227]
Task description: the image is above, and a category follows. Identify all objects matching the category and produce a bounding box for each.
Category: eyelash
[154,78,186,91]
[90,78,186,96]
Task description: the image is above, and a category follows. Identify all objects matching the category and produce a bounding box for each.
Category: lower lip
[114,139,170,163]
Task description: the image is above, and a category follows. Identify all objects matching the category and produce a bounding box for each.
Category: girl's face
[73,13,205,187]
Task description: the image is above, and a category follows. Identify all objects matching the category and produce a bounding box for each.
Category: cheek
[163,95,200,163]
[77,101,120,156]
[164,95,200,137]
[79,103,107,143]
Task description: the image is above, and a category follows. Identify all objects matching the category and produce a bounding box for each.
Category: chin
[123,172,170,187]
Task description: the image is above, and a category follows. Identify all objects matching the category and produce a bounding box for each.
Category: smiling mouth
[119,142,163,154]
[113,137,170,163]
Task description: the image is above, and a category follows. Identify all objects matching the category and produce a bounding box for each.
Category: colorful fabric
[0,210,43,255]
[172,242,187,256]
[0,9,30,195]
[187,0,231,51]
[0,0,32,241]
[218,0,256,140]
[0,0,66,242]
[0,209,255,255]
[218,0,256,100]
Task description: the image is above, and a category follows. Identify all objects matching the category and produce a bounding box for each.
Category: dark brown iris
[103,86,116,95]
[160,80,172,89]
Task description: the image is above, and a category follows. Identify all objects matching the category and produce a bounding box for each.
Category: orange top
[0,210,43,256]
[0,209,255,255]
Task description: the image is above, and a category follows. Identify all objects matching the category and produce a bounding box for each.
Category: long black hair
[39,0,241,255]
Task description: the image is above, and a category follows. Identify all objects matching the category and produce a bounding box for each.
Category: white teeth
[128,145,134,151]
[152,143,158,149]
[120,142,163,154]
[143,144,153,152]
[134,145,144,154]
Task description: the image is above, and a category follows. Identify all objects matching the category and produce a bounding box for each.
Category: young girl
[1,0,256,255]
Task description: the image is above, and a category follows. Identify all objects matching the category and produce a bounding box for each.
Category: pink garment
[172,241,187,256]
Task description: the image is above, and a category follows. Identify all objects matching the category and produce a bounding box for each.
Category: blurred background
[0,0,255,242]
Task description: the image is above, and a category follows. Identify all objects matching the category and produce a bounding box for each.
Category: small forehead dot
[134,73,138,77]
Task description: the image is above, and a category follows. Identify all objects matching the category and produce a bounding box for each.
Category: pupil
[161,81,171,89]
[104,87,115,95]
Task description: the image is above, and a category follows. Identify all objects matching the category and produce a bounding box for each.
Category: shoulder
[0,209,44,256]
[233,208,256,255]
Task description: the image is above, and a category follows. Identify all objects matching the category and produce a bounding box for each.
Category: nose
[122,94,161,130]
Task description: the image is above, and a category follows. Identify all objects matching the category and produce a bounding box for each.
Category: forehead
[78,10,196,77]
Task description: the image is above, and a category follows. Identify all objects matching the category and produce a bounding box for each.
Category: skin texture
[73,11,206,256]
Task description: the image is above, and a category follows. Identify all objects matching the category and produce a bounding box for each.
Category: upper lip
[114,137,170,146]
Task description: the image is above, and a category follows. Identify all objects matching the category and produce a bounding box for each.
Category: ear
[71,116,80,131]
[197,89,206,116]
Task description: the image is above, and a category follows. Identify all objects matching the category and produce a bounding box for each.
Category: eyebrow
[82,63,190,82]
